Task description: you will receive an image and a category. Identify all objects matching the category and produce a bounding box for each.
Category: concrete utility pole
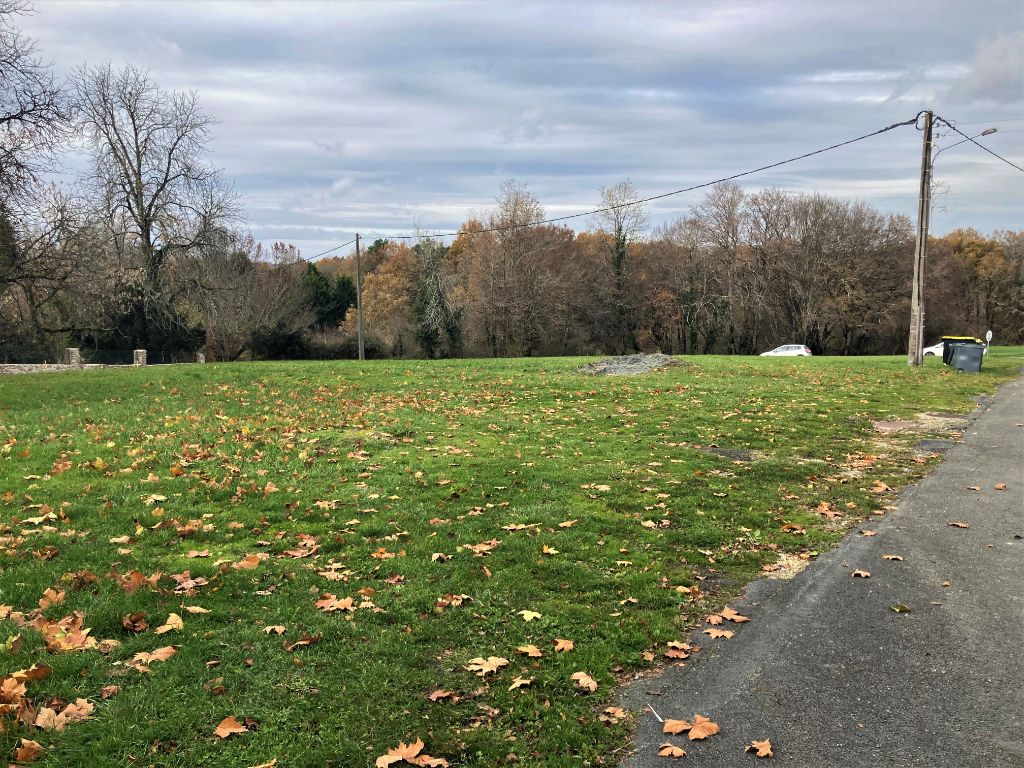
[907,110,933,367]
[355,233,365,361]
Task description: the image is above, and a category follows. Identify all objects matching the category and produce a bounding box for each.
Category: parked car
[759,344,812,357]
[923,342,944,356]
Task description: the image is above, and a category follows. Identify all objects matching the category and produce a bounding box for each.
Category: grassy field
[1,349,1021,767]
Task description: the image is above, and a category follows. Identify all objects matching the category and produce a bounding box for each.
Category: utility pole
[355,233,365,361]
[907,110,933,366]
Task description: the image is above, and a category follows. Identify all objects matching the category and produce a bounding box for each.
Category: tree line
[2,2,1021,362]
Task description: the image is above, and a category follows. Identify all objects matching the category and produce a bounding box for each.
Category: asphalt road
[619,375,1024,767]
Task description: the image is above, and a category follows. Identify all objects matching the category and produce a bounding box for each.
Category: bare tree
[0,1,67,210]
[73,63,236,333]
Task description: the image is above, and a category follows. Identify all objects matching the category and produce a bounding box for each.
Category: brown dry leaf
[129,645,177,671]
[263,625,287,635]
[871,481,892,494]
[38,588,65,610]
[687,714,721,740]
[247,761,278,768]
[427,689,459,703]
[283,635,320,652]
[315,594,355,613]
[464,656,509,677]
[187,550,210,558]
[375,738,425,767]
[746,739,774,758]
[780,523,805,534]
[122,611,149,633]
[995,483,1007,491]
[721,606,749,623]
[948,521,971,529]
[570,671,598,692]
[706,613,723,625]
[554,638,574,652]
[663,719,691,735]
[703,628,734,639]
[214,715,250,739]
[508,676,533,691]
[100,685,120,699]
[14,738,43,763]
[154,613,183,634]
[517,644,543,658]
[881,554,904,561]
[967,485,981,491]
[658,743,687,758]
[185,605,211,614]
[816,501,842,519]
[852,570,871,578]
[859,530,877,537]
[599,706,628,724]
[558,520,577,528]
[232,553,266,570]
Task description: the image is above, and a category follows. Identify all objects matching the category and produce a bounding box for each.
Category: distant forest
[2,3,1021,362]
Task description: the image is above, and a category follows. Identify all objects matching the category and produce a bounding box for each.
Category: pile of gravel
[579,353,681,376]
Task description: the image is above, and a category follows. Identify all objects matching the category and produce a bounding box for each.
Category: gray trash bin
[952,343,984,373]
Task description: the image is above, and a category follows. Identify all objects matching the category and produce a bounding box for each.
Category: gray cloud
[19,0,1024,256]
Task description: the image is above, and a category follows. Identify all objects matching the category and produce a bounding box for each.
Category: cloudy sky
[19,0,1024,257]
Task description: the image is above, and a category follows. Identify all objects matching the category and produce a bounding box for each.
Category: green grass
[1,349,1021,767]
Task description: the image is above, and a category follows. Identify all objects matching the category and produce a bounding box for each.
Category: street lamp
[932,127,998,165]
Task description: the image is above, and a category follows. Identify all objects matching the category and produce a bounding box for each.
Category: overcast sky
[19,0,1024,257]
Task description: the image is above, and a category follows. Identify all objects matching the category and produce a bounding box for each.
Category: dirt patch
[579,353,681,376]
[694,445,764,463]
[760,552,813,580]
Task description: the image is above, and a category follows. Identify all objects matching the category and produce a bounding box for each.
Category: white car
[923,342,944,356]
[759,344,812,357]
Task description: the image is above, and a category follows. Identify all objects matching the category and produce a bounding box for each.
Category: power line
[267,237,358,269]
[935,116,1024,174]
[360,115,920,242]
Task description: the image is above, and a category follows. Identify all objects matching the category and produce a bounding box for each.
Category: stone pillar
[133,349,147,367]
[196,352,206,364]
[65,348,81,367]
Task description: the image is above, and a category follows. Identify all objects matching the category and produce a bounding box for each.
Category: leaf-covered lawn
[1,351,1020,767]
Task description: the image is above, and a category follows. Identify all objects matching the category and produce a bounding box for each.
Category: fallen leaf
[508,676,533,691]
[464,656,508,677]
[881,554,903,561]
[154,613,183,634]
[427,689,459,703]
[375,738,425,768]
[517,644,543,658]
[948,521,971,529]
[721,606,749,623]
[517,610,542,622]
[122,611,149,633]
[570,671,598,692]
[745,738,774,758]
[14,738,44,763]
[599,706,628,724]
[891,603,912,613]
[658,743,687,758]
[852,570,871,578]
[100,685,120,699]
[995,483,1006,491]
[554,638,574,652]
[859,530,877,537]
[703,628,734,639]
[263,625,287,635]
[214,715,250,739]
